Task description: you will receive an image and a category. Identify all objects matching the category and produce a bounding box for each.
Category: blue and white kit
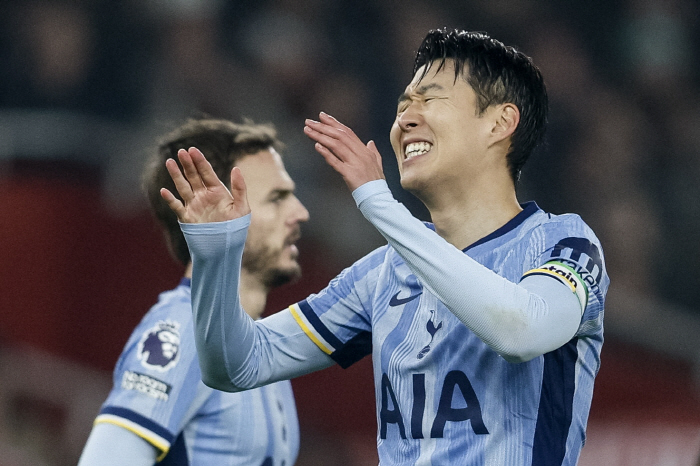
[182,180,608,466]
[94,278,299,466]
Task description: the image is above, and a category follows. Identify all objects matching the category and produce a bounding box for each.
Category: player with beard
[78,118,309,466]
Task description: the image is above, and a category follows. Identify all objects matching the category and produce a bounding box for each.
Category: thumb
[367,140,382,165]
[230,167,251,215]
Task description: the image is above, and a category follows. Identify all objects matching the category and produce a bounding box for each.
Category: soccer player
[78,119,309,465]
[163,29,609,465]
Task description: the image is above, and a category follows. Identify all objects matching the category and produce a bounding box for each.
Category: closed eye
[268,190,292,204]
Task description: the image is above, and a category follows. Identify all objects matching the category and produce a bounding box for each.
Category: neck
[239,272,270,320]
[184,263,269,320]
[416,170,521,250]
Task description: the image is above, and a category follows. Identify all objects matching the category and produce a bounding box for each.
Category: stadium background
[1,0,700,464]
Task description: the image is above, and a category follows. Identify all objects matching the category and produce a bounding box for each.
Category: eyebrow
[398,83,445,104]
[268,187,294,200]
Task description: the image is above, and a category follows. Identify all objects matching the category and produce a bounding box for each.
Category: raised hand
[304,112,385,191]
[161,147,250,224]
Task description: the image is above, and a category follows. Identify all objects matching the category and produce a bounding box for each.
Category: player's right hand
[161,147,250,224]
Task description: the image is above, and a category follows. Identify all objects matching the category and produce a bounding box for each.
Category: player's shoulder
[128,280,194,356]
[143,280,192,321]
[344,243,393,275]
[527,207,602,248]
[118,281,196,378]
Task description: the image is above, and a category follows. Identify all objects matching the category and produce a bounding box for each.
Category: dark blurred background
[1,0,700,464]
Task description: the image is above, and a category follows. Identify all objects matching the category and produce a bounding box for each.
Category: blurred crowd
[2,0,700,325]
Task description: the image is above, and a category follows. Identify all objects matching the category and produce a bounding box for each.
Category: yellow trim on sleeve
[288,305,333,355]
[95,416,170,462]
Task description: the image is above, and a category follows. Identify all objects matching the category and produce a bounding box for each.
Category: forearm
[182,217,334,390]
[353,181,580,362]
[182,216,257,390]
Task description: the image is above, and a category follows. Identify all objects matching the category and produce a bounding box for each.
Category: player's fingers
[188,147,223,189]
[305,118,356,146]
[314,114,365,153]
[229,167,251,215]
[314,141,345,172]
[178,149,206,191]
[304,124,344,160]
[367,140,383,166]
[319,112,354,135]
[160,187,186,219]
[304,119,341,140]
[165,157,194,201]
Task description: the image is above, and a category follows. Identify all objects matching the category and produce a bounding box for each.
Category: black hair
[414,28,548,182]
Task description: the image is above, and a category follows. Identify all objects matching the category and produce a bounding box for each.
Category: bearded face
[242,224,302,288]
[236,149,309,290]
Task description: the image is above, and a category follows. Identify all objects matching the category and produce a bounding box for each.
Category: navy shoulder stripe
[297,299,344,350]
[100,406,175,445]
[160,432,189,466]
[331,331,372,369]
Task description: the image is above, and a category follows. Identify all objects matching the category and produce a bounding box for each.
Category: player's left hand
[161,147,250,224]
[304,112,385,191]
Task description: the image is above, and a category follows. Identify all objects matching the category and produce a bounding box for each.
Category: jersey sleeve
[94,291,209,460]
[522,216,609,333]
[350,179,594,362]
[290,246,387,368]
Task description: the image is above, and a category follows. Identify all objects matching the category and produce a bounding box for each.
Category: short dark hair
[414,29,548,182]
[142,118,283,265]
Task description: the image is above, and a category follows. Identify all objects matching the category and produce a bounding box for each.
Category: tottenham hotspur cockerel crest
[137,320,181,371]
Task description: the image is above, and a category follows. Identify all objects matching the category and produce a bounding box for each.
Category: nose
[396,104,421,132]
[290,195,310,224]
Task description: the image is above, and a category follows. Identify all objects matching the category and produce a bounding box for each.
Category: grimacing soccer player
[162,30,608,466]
[78,119,308,465]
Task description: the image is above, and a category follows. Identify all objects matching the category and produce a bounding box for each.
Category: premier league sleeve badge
[137,320,182,372]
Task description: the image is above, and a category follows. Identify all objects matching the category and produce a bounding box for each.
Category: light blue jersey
[95,278,299,466]
[290,201,607,465]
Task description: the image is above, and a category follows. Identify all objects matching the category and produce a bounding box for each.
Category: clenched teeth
[405,142,432,160]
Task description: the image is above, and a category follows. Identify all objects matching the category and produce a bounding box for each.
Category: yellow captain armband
[522,261,588,313]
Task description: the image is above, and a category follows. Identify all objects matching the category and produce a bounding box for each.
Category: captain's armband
[521,261,588,313]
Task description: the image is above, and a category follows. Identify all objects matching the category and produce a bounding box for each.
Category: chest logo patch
[417,310,443,359]
[137,320,181,372]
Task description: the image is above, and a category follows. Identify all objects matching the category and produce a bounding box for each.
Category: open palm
[161,147,250,224]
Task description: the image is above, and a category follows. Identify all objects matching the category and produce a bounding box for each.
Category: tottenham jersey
[291,202,607,466]
[95,279,299,466]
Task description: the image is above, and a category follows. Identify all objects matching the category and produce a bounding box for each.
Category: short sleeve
[290,246,389,368]
[95,290,209,459]
[523,215,609,332]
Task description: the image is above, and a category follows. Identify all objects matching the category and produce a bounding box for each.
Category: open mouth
[404,141,433,161]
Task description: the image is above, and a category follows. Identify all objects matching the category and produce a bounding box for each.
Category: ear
[489,103,520,146]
